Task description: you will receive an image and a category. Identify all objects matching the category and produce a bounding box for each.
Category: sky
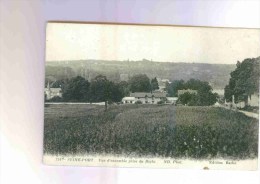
[46,23,260,64]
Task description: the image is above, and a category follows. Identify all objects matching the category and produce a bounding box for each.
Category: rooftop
[130,92,167,98]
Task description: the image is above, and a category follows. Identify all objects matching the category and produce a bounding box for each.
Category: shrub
[49,96,63,102]
[44,105,258,159]
[157,100,165,105]
[135,100,142,104]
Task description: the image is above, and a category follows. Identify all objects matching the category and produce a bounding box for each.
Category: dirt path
[237,110,259,119]
[218,105,259,120]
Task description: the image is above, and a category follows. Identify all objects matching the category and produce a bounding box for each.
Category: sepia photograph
[43,22,260,170]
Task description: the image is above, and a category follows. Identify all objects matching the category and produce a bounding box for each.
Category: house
[212,89,224,98]
[122,92,167,104]
[166,97,178,104]
[122,97,135,104]
[225,93,259,109]
[177,89,197,97]
[44,81,62,100]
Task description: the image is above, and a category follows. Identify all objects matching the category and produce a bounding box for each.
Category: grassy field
[44,104,258,159]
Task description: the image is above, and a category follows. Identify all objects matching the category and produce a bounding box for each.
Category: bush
[239,105,259,113]
[44,105,258,159]
[157,100,165,105]
[135,100,142,104]
[49,96,63,102]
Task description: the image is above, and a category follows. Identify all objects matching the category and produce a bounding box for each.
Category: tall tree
[62,76,90,102]
[151,77,159,91]
[169,79,217,106]
[89,75,124,110]
[224,57,260,104]
[167,80,185,97]
[118,81,130,97]
[129,74,151,92]
[224,85,232,102]
[89,75,109,103]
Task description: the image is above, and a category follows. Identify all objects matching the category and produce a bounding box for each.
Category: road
[217,104,259,120]
[237,109,259,119]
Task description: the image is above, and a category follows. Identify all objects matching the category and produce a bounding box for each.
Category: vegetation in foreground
[44,104,258,159]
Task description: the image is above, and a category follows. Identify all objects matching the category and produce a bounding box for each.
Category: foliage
[118,81,130,97]
[46,66,75,80]
[51,79,68,89]
[239,105,259,114]
[46,60,236,89]
[62,76,90,102]
[89,75,109,102]
[48,96,63,102]
[129,74,151,92]
[178,93,198,106]
[224,57,260,103]
[167,80,185,97]
[44,104,258,159]
[135,100,143,104]
[151,77,159,91]
[157,100,165,105]
[224,85,232,102]
[167,79,218,106]
[89,75,124,103]
[59,75,125,104]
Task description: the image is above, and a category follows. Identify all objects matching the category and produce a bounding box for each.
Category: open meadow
[44,104,258,159]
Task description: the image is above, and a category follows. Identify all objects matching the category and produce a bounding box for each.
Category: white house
[122,97,135,104]
[122,92,167,104]
[166,97,178,104]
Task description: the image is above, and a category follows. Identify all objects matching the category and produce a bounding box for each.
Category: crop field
[44,104,258,159]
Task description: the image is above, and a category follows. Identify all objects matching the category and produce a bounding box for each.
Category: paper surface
[44,22,260,170]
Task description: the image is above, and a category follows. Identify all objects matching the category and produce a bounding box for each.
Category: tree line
[166,79,218,106]
[224,57,260,104]
[46,73,219,106]
[46,74,159,103]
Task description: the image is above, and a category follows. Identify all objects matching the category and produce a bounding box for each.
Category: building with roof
[121,97,135,104]
[226,92,259,109]
[44,82,62,100]
[122,92,167,104]
[166,97,178,105]
[177,89,197,97]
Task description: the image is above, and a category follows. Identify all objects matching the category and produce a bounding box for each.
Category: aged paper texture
[44,22,260,170]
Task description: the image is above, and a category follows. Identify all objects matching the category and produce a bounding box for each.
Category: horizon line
[45,59,240,65]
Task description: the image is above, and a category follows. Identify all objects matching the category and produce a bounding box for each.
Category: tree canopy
[167,80,185,97]
[129,74,151,92]
[51,75,125,106]
[224,57,260,103]
[151,77,159,91]
[62,76,90,102]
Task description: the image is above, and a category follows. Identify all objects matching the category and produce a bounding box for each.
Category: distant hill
[45,60,236,89]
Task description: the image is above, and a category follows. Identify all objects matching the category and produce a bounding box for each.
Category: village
[44,74,259,113]
[44,76,207,105]
[43,22,260,164]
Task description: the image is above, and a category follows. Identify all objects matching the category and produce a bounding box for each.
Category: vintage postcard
[43,22,260,170]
